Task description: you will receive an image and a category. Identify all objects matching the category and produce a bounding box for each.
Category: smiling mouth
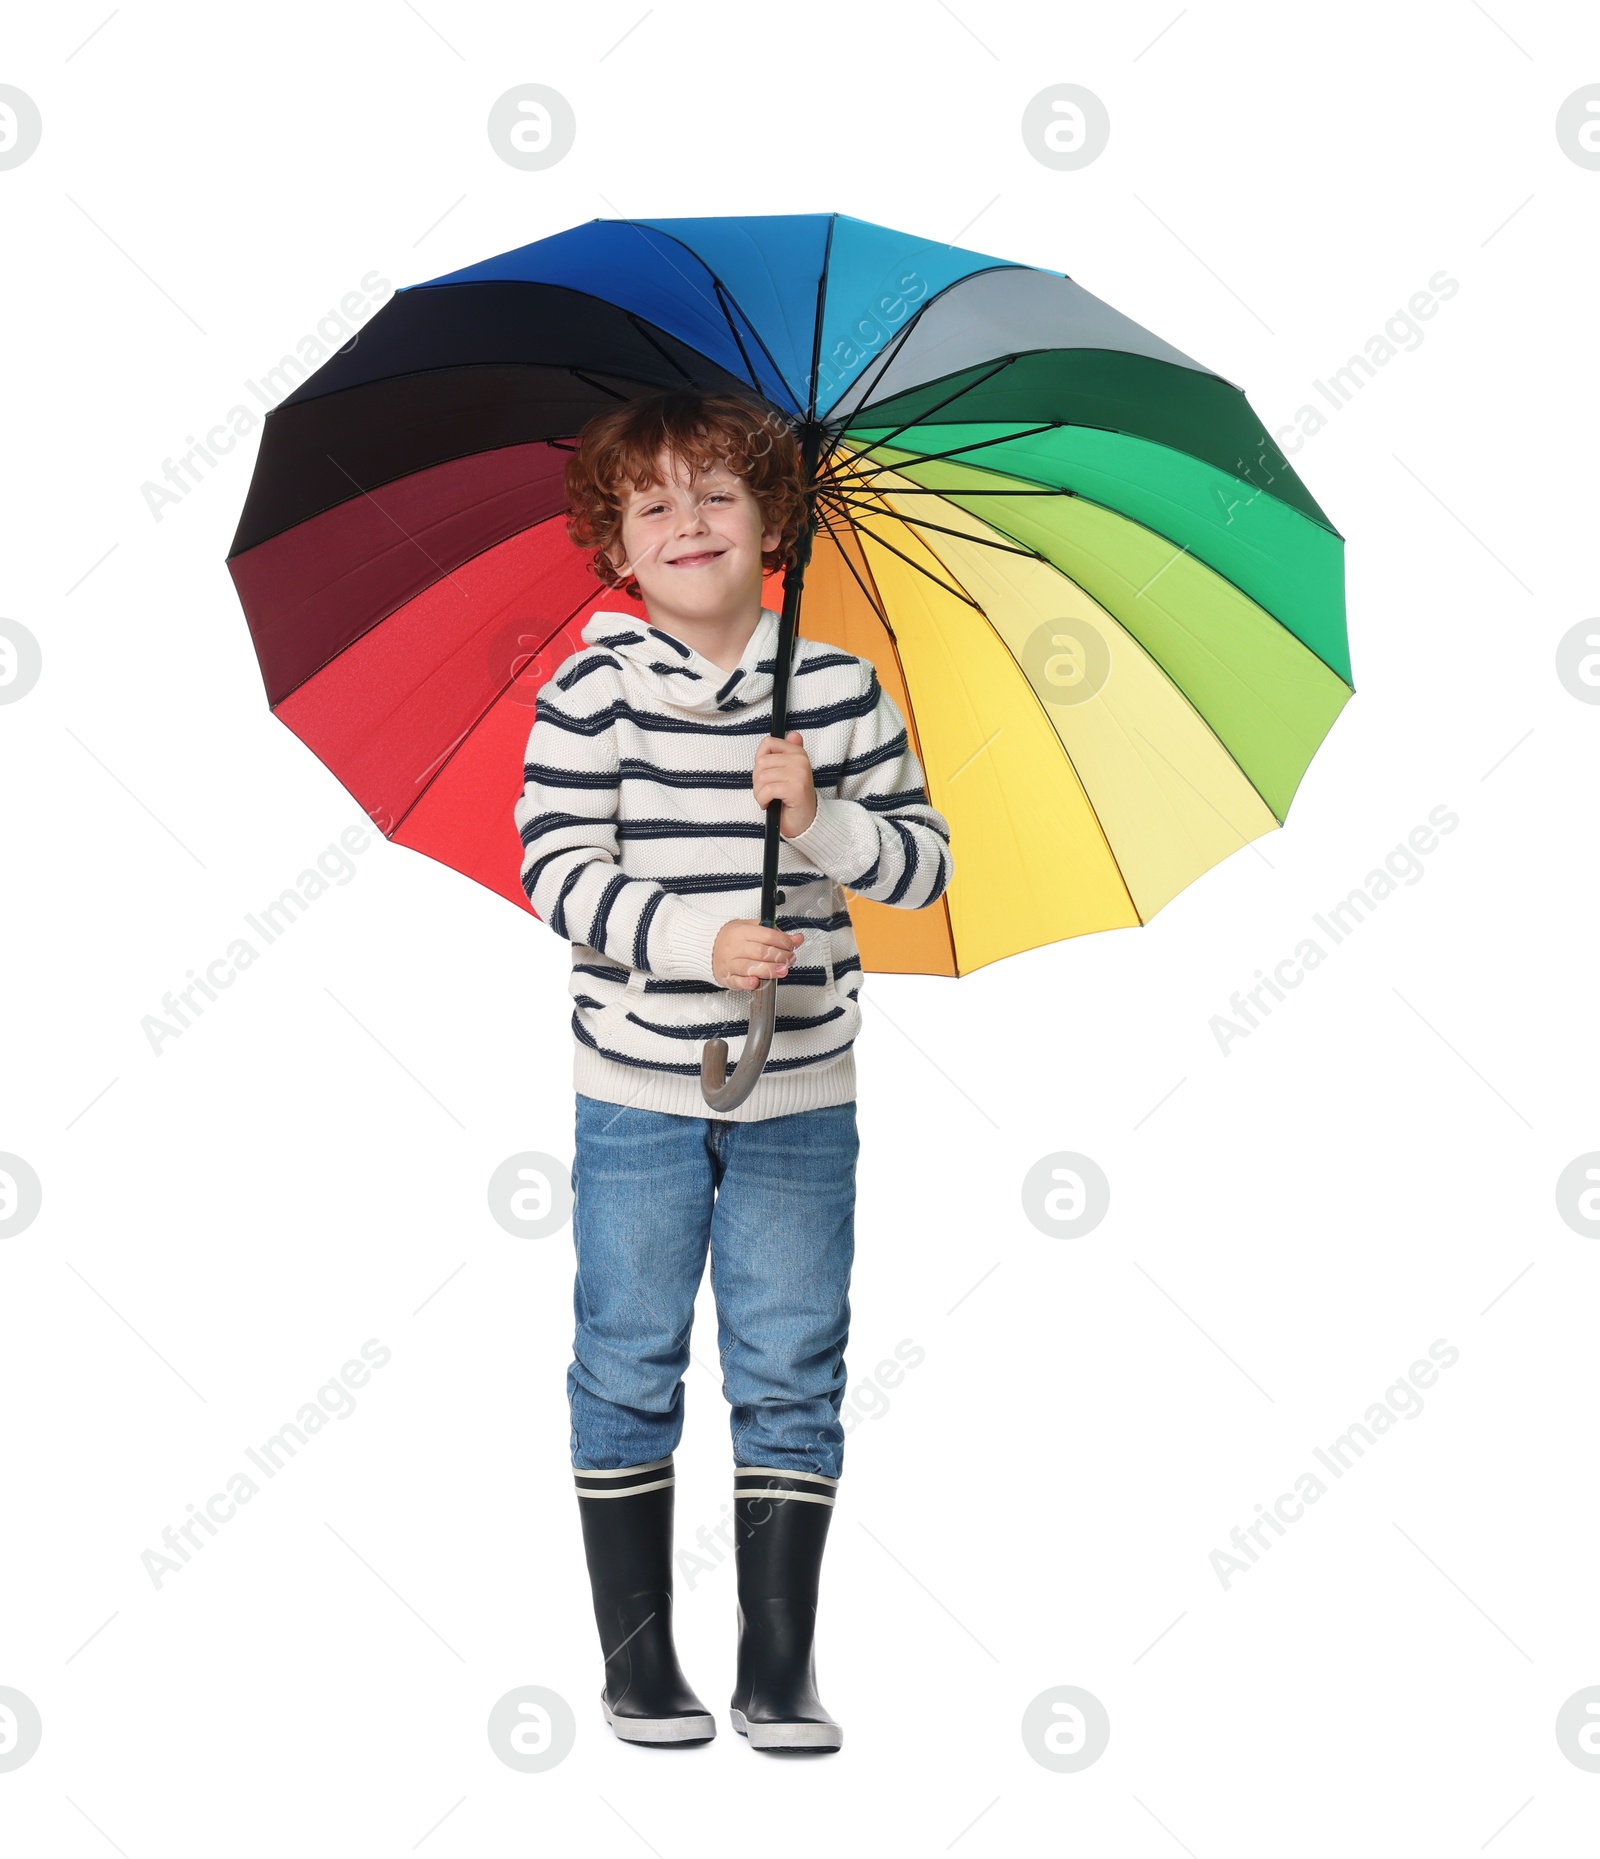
[666,549,725,568]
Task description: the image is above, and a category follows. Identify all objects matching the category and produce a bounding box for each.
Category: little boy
[514,388,952,1752]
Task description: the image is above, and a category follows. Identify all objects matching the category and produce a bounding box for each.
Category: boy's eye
[633,487,732,515]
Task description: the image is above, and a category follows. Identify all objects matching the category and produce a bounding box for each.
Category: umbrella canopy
[226,212,1350,979]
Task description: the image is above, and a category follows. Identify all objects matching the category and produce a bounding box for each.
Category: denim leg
[707,1102,858,1479]
[568,1095,716,1471]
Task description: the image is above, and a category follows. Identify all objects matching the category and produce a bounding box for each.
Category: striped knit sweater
[515,605,953,1121]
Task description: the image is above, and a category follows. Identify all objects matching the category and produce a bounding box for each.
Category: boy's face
[612,448,780,628]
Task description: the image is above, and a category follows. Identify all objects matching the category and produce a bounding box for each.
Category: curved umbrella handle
[699,976,777,1112]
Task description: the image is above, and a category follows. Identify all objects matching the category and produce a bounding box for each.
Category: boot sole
[602,1697,715,1744]
[729,1707,843,1751]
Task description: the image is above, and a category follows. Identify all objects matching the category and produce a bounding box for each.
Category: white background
[2,2,1596,1851]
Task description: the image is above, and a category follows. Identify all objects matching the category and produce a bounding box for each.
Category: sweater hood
[578,607,783,715]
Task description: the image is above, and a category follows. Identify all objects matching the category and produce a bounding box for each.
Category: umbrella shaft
[759,426,823,931]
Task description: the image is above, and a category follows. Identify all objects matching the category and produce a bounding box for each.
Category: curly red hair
[562,390,808,599]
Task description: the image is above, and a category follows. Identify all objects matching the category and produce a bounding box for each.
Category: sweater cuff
[653,894,722,983]
[785,793,881,886]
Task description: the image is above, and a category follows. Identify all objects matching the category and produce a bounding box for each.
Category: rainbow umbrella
[226,213,1350,1102]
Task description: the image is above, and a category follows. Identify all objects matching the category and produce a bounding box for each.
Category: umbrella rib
[833,465,1141,946]
[812,263,1034,456]
[831,485,1074,495]
[712,280,769,401]
[826,508,985,613]
[841,421,1066,479]
[814,503,897,636]
[875,498,1150,931]
[844,451,1356,693]
[606,215,726,319]
[806,215,838,423]
[605,215,807,413]
[824,486,1045,560]
[825,453,988,606]
[826,313,922,424]
[838,463,1332,844]
[701,270,809,412]
[827,475,992,627]
[621,311,702,387]
[828,355,1018,462]
[606,217,753,388]
[706,278,807,417]
[568,367,635,404]
[815,470,963,982]
[812,318,927,476]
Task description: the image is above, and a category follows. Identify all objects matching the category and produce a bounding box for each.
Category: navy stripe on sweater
[571,1013,859,1078]
[521,737,913,792]
[534,683,881,739]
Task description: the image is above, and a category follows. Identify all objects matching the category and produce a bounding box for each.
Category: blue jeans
[568,1093,859,1479]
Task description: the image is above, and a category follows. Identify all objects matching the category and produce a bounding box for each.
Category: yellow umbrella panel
[796,448,1352,978]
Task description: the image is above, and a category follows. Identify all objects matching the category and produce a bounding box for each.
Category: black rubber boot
[575,1456,714,1745]
[728,1467,843,1752]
